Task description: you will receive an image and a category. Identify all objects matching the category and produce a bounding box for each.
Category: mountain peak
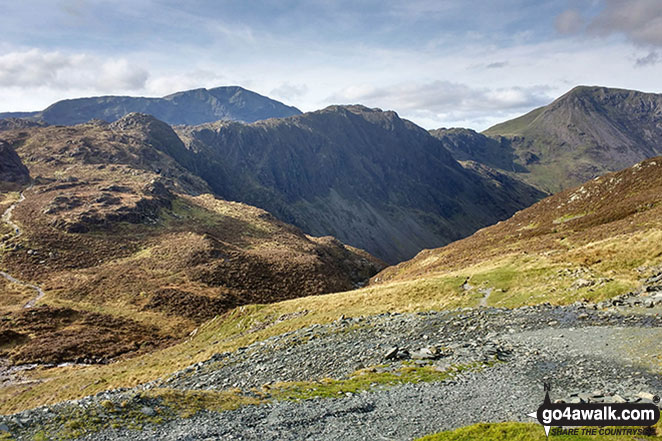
[482,85,662,192]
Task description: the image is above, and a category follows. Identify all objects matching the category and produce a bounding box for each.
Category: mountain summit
[0,86,301,126]
[481,86,662,192]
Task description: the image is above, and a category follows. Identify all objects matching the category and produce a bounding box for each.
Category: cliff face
[178,105,543,263]
[0,141,29,188]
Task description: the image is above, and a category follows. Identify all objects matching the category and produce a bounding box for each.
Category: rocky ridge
[177,105,545,263]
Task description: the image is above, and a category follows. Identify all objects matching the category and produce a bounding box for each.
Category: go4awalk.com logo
[527,384,660,437]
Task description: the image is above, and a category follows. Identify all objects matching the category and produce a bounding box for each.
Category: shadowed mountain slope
[429,128,525,173]
[0,141,30,190]
[0,86,301,126]
[176,105,545,263]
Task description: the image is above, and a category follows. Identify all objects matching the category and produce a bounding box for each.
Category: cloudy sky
[1,0,661,130]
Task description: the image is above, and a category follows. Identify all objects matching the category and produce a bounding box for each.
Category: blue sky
[1,0,661,129]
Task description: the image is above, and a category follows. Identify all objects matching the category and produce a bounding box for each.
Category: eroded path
[0,184,45,308]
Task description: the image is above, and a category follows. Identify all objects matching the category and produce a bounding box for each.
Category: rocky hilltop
[177,105,544,263]
[0,86,301,126]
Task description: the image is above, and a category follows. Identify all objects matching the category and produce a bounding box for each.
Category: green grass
[270,362,484,401]
[553,212,588,224]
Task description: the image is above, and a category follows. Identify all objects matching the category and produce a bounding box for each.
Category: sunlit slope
[375,155,662,306]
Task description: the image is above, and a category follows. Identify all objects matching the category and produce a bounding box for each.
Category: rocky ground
[1,280,662,440]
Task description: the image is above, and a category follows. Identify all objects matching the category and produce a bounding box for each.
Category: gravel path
[0,184,45,308]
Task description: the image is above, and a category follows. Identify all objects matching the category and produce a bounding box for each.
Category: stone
[140,406,155,417]
[636,392,655,401]
[384,346,399,360]
[0,423,9,432]
[410,347,436,360]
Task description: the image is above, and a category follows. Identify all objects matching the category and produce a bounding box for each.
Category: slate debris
[1,283,662,440]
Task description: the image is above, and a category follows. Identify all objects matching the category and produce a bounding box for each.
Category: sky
[1,0,661,130]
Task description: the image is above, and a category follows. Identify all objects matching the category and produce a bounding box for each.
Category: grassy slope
[376,156,662,305]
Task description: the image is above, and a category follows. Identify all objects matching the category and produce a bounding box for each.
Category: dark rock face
[0,141,30,186]
[177,105,543,263]
[480,86,662,192]
[430,127,526,173]
[0,86,301,126]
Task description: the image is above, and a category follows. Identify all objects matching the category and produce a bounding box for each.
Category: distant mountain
[176,105,545,263]
[0,118,47,131]
[0,86,301,126]
[430,127,526,173]
[478,86,662,193]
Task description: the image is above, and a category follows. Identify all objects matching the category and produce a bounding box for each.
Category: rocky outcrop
[0,141,29,186]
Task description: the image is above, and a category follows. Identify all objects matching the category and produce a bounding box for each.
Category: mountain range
[2,84,662,439]
[0,86,302,126]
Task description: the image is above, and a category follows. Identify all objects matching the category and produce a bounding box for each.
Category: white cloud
[97,59,148,90]
[0,49,75,88]
[0,49,147,91]
[635,51,660,67]
[557,0,662,47]
[270,82,308,101]
[589,0,662,46]
[328,81,553,128]
[485,61,508,69]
